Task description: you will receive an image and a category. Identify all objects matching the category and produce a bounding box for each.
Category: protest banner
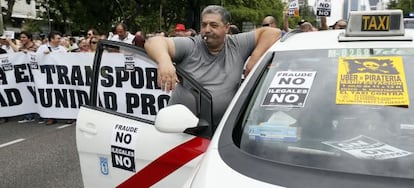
[0,52,169,121]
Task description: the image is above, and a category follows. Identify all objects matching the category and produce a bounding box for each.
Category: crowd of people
[0,5,348,126]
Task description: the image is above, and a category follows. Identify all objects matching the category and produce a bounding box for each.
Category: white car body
[77,10,414,188]
[404,18,414,29]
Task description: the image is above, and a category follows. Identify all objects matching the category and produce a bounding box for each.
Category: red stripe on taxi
[117,136,210,188]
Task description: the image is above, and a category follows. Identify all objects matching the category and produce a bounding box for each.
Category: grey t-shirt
[171,32,255,126]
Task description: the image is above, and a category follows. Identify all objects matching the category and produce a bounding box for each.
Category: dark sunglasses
[91,41,98,44]
[262,23,271,27]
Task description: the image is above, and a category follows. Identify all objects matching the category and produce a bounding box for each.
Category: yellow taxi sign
[345,10,404,37]
[361,15,390,31]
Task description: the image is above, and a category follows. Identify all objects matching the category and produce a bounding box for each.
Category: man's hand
[157,62,179,92]
[145,36,177,93]
[244,61,255,77]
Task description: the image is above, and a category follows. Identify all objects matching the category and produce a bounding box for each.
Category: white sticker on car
[110,124,139,172]
[261,71,316,107]
[323,135,411,160]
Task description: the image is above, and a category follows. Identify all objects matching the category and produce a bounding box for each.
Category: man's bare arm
[245,27,281,76]
[320,16,329,30]
[283,10,291,33]
[144,36,178,92]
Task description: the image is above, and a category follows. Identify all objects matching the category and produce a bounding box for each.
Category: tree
[30,0,287,36]
[388,0,414,15]
[225,0,284,31]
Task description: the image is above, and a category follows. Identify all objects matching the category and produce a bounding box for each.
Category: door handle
[79,123,97,135]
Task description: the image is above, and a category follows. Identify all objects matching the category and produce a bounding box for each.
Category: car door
[76,40,213,188]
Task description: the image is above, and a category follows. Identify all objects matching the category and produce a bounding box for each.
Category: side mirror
[155,104,199,133]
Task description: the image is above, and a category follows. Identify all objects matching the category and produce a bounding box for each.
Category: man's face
[334,20,347,29]
[116,26,127,39]
[262,18,276,28]
[19,34,29,44]
[200,13,229,48]
[50,34,62,46]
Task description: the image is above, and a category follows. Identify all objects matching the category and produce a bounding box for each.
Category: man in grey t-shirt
[145,5,281,126]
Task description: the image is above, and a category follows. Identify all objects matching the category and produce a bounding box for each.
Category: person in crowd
[228,24,240,34]
[89,36,99,52]
[145,5,281,126]
[299,21,316,32]
[132,34,145,48]
[0,36,14,53]
[332,19,347,29]
[33,35,43,47]
[0,41,9,124]
[60,36,71,50]
[282,7,319,33]
[262,15,278,28]
[67,37,79,52]
[284,15,318,33]
[37,31,67,54]
[86,28,99,39]
[7,31,40,123]
[174,23,187,37]
[186,28,197,37]
[78,38,90,52]
[36,31,67,125]
[109,23,135,44]
[135,30,145,37]
[106,26,116,40]
[9,31,38,53]
[262,15,287,36]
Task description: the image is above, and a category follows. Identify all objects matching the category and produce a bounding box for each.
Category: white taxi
[77,10,414,187]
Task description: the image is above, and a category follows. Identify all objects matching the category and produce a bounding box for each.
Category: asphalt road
[0,116,83,188]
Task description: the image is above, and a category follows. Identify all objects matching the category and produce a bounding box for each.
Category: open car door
[76,40,214,188]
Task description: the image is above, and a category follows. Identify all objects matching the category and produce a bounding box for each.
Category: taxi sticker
[323,135,411,160]
[99,156,109,175]
[124,55,135,71]
[248,125,299,142]
[110,124,139,172]
[336,56,409,106]
[328,49,371,58]
[328,48,414,58]
[262,71,316,107]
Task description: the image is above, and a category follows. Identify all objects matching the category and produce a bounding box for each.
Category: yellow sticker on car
[336,56,409,106]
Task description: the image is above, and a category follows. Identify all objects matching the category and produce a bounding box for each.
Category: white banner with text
[0,52,169,121]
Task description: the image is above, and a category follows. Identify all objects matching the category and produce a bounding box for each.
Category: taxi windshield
[239,48,414,179]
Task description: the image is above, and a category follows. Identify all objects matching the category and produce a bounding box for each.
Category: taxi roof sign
[345,10,404,37]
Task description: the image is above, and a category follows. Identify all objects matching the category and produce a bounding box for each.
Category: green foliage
[225,0,284,29]
[2,0,296,35]
[388,0,414,14]
[22,18,41,33]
